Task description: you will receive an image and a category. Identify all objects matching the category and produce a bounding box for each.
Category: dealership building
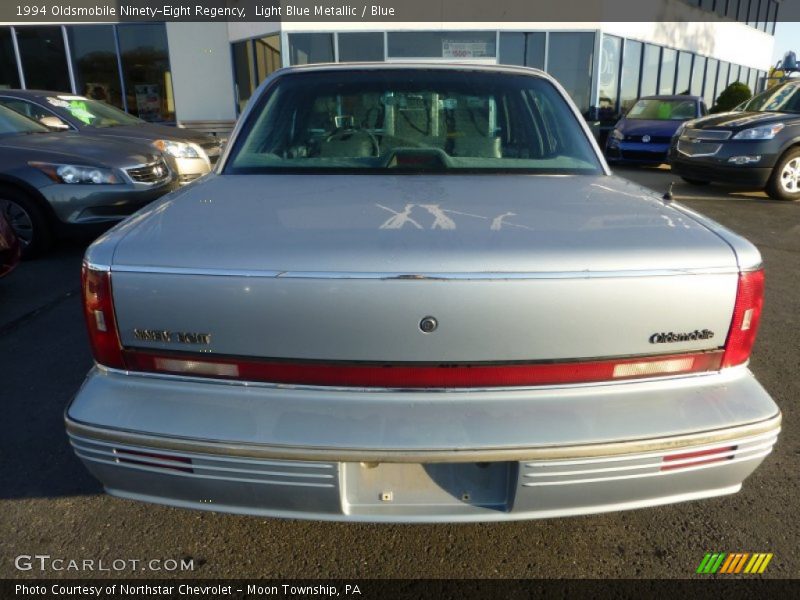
[0,0,781,132]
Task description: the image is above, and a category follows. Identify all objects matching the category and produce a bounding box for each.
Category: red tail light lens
[81,263,125,369]
[722,269,765,368]
[122,349,724,388]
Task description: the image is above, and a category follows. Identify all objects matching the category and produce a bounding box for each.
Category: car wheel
[766,148,800,201]
[0,187,51,258]
[680,177,710,185]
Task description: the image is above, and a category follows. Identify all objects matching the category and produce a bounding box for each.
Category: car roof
[0,89,76,99]
[639,94,703,101]
[279,61,551,79]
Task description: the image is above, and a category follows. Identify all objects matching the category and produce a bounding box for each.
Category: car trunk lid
[105,174,740,369]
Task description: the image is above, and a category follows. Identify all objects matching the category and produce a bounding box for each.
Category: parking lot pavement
[1,169,797,579]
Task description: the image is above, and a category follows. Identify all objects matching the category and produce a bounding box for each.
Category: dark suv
[669,80,800,200]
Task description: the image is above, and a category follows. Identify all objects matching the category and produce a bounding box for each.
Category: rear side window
[226,69,602,174]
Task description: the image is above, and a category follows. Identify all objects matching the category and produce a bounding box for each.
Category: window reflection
[338,32,384,62]
[659,48,677,94]
[691,56,706,96]
[289,33,334,65]
[499,32,545,70]
[547,32,595,116]
[620,40,642,112]
[16,26,71,91]
[68,25,123,109]
[598,35,622,120]
[676,52,692,95]
[118,24,174,122]
[640,44,660,97]
[0,28,20,89]
[387,32,496,59]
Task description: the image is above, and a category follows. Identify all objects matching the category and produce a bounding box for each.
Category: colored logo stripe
[697,553,773,574]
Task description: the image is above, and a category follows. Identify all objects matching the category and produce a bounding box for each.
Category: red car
[0,210,20,277]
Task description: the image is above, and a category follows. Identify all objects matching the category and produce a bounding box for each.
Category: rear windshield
[740,83,800,114]
[626,98,697,120]
[225,69,602,174]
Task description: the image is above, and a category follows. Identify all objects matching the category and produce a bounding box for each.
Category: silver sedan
[66,64,780,522]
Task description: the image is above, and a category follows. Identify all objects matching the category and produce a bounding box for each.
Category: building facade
[0,0,780,129]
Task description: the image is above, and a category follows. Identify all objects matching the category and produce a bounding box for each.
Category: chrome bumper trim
[65,412,781,464]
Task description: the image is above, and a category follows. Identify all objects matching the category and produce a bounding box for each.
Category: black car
[0,90,223,185]
[669,80,800,201]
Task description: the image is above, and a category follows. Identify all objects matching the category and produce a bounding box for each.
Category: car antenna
[662,182,674,202]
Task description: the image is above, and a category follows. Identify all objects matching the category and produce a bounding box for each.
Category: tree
[711,82,753,113]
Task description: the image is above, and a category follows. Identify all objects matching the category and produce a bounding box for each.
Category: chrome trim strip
[77,454,336,488]
[521,450,773,487]
[683,128,733,141]
[64,412,781,464]
[93,361,745,394]
[523,430,778,467]
[105,265,741,279]
[83,261,110,272]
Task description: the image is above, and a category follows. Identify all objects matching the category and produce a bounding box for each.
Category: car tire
[0,186,51,259]
[766,148,800,201]
[680,177,710,186]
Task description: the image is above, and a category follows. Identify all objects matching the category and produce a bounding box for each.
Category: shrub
[711,82,753,113]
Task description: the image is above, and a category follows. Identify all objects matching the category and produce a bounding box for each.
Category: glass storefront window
[691,56,706,96]
[232,40,255,113]
[598,35,622,120]
[640,44,660,97]
[737,0,750,21]
[68,25,123,109]
[338,32,384,62]
[757,0,769,31]
[232,35,281,113]
[747,0,758,27]
[659,48,677,94]
[675,52,692,95]
[767,1,778,35]
[499,33,525,66]
[546,32,595,116]
[387,31,496,59]
[619,39,642,113]
[729,64,740,84]
[289,33,334,65]
[740,67,751,90]
[499,33,545,70]
[118,24,174,122]
[525,33,546,70]
[704,58,719,106]
[716,62,730,100]
[254,35,281,81]
[16,26,71,91]
[0,28,20,89]
[748,69,757,93]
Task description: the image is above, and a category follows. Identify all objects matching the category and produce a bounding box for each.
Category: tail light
[81,262,125,369]
[121,349,724,388]
[722,269,765,368]
[660,445,737,471]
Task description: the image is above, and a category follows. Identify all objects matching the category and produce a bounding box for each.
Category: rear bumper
[65,366,781,522]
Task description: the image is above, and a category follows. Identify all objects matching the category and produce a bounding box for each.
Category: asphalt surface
[0,167,797,580]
